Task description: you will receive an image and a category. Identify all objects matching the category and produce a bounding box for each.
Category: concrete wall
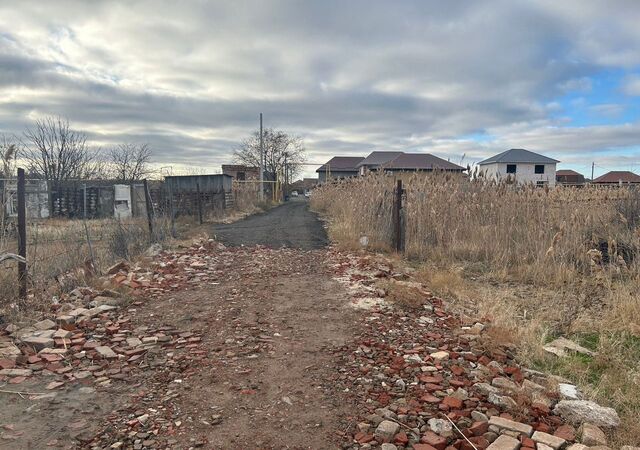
[1,179,49,219]
[481,162,556,187]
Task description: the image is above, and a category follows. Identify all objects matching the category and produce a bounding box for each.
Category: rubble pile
[327,250,624,450]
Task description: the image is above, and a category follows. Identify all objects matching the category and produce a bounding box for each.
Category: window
[536,181,547,187]
[237,172,246,180]
[506,164,517,174]
[535,165,545,174]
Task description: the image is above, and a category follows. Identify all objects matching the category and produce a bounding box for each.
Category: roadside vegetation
[311,172,640,444]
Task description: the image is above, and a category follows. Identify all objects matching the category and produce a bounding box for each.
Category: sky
[1,1,640,179]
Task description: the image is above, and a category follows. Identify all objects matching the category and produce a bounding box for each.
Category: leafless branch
[234,128,306,181]
[108,143,152,182]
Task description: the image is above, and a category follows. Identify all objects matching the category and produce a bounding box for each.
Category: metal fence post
[17,168,27,300]
[393,179,404,253]
[143,179,154,240]
[168,182,176,238]
[196,182,203,224]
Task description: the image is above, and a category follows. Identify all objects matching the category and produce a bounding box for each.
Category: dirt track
[212,199,328,250]
[0,205,355,449]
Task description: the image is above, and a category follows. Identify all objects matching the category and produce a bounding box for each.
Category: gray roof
[356,151,404,168]
[385,153,465,171]
[478,149,559,165]
[316,156,364,173]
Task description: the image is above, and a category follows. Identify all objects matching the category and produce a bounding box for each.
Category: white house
[478,149,559,187]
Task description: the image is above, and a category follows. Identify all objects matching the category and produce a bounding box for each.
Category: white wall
[481,162,556,187]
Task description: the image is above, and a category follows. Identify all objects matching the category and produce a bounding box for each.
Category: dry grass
[0,217,169,322]
[312,173,640,444]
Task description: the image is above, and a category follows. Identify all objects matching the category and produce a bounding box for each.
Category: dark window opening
[237,172,246,180]
[535,165,545,174]
[506,164,517,174]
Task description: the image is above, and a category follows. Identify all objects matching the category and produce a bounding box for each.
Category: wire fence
[0,170,265,306]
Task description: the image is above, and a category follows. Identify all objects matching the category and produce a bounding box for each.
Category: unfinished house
[0,178,50,219]
[222,165,260,181]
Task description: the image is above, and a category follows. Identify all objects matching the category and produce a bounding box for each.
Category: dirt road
[0,205,356,449]
[213,199,328,249]
[1,201,601,449]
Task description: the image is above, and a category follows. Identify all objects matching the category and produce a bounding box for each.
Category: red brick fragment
[554,424,576,441]
[442,396,463,409]
[469,421,489,436]
[0,359,15,369]
[421,431,448,450]
[395,431,409,445]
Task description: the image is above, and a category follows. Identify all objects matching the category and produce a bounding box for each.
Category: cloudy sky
[1,0,640,178]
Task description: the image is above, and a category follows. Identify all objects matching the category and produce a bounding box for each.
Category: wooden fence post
[17,168,27,300]
[196,182,203,225]
[393,179,404,253]
[143,179,154,240]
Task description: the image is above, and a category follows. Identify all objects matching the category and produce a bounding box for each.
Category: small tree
[234,128,306,181]
[108,143,152,182]
[23,116,101,182]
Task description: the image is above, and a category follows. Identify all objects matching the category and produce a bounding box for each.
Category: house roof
[355,151,404,168]
[316,156,364,173]
[592,171,640,184]
[384,153,465,171]
[478,149,560,165]
[556,169,583,176]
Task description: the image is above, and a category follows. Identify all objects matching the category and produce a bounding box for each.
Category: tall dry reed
[312,172,640,283]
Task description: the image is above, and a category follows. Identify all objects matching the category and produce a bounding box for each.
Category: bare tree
[108,143,152,182]
[23,116,101,182]
[234,128,306,181]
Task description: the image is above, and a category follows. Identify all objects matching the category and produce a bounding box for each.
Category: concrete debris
[553,400,620,428]
[0,239,632,449]
[543,337,596,358]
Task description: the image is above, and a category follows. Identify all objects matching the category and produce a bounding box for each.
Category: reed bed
[312,172,640,283]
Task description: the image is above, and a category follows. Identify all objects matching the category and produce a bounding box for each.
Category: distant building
[289,178,318,193]
[356,151,465,176]
[222,164,260,181]
[316,156,364,182]
[592,171,640,185]
[556,169,585,186]
[478,149,559,187]
[356,152,404,175]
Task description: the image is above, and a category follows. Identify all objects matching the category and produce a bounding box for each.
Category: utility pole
[591,162,595,182]
[259,113,264,201]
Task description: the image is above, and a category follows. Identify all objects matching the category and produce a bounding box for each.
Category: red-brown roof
[556,169,582,176]
[592,171,640,184]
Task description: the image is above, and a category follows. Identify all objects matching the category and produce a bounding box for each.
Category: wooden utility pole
[17,168,27,300]
[259,113,264,201]
[196,182,203,224]
[143,179,154,239]
[591,162,595,182]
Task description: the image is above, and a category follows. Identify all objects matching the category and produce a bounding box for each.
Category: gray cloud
[0,0,639,178]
